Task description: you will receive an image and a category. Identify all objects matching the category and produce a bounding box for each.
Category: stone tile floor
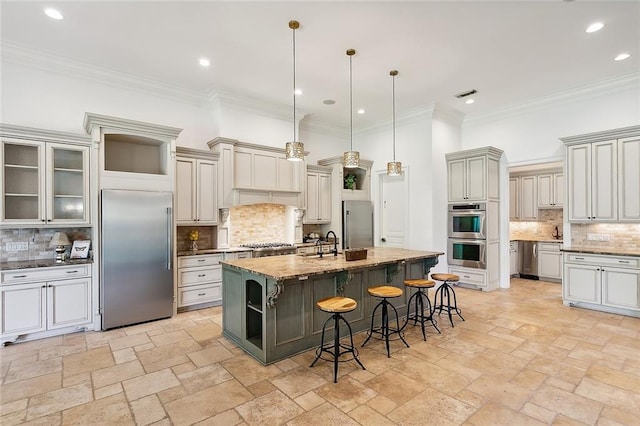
[1,278,639,425]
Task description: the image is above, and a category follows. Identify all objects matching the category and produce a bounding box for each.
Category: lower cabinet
[448,266,488,290]
[509,241,518,276]
[177,254,223,309]
[0,264,92,341]
[563,253,640,314]
[537,242,562,281]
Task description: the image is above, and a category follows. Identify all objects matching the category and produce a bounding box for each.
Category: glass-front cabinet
[1,129,90,226]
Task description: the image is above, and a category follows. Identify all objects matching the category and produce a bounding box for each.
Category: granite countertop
[561,246,640,257]
[177,247,253,257]
[1,258,93,271]
[296,241,335,248]
[222,247,444,281]
[510,238,563,243]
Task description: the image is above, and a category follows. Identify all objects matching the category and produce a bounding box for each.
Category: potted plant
[344,173,357,190]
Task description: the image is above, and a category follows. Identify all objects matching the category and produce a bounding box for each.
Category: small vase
[190,240,198,251]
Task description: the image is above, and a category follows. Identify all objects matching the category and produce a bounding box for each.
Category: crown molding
[1,41,211,107]
[210,88,308,124]
[445,145,504,161]
[0,123,91,145]
[300,117,349,138]
[83,112,182,138]
[176,146,219,160]
[464,72,640,127]
[560,125,640,146]
[356,104,437,137]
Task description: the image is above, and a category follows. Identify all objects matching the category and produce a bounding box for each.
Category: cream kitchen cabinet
[0,264,92,342]
[234,146,301,192]
[618,136,640,222]
[446,147,501,203]
[1,125,91,226]
[176,148,219,225]
[510,241,518,276]
[304,166,332,224]
[177,254,223,309]
[509,177,520,220]
[537,173,564,208]
[566,140,617,222]
[519,175,538,221]
[537,242,562,281]
[563,252,639,314]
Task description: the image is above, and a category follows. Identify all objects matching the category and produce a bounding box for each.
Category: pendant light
[285,20,304,161]
[386,70,402,176]
[343,49,360,168]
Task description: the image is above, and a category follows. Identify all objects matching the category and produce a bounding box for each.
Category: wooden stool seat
[368,285,403,298]
[403,279,436,289]
[317,296,357,313]
[431,273,460,282]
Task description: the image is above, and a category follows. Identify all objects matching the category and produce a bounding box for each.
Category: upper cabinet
[537,172,564,209]
[176,147,219,225]
[562,125,640,223]
[1,125,91,226]
[317,157,373,202]
[509,177,520,220]
[446,147,502,203]
[304,165,332,224]
[618,136,640,222]
[84,113,182,192]
[208,138,305,208]
[519,175,538,221]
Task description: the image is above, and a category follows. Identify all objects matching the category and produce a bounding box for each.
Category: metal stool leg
[388,302,409,350]
[333,314,340,383]
[310,315,333,368]
[362,298,384,348]
[341,316,366,371]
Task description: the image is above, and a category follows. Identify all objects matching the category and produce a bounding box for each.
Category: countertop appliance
[101,190,174,329]
[342,200,373,249]
[239,242,296,257]
[519,240,538,279]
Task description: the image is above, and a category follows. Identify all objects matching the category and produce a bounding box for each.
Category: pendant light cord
[392,73,396,161]
[292,25,297,142]
[349,53,353,151]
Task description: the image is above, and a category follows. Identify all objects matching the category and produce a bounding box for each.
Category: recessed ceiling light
[294,89,302,96]
[614,53,630,61]
[465,99,475,105]
[586,22,604,33]
[357,109,365,114]
[199,58,210,67]
[44,8,63,20]
[322,99,336,105]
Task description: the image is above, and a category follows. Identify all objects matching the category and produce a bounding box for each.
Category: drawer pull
[198,293,206,296]
[574,257,584,260]
[198,274,206,277]
[463,275,470,279]
[617,260,630,264]
[66,270,79,274]
[13,275,27,279]
[198,259,206,262]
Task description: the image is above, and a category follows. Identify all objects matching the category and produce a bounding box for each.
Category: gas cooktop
[239,243,296,257]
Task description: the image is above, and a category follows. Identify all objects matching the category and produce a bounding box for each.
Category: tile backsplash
[571,223,640,250]
[0,228,92,262]
[510,209,563,240]
[229,203,295,245]
[176,226,216,252]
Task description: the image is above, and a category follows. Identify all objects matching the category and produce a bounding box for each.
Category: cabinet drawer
[565,254,639,269]
[448,267,486,287]
[178,254,222,268]
[1,264,91,285]
[178,283,222,307]
[538,242,561,252]
[178,266,222,286]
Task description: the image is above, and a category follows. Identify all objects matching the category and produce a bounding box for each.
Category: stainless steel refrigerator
[342,200,374,249]
[101,190,173,329]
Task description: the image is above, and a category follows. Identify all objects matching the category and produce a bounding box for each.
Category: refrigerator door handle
[166,207,172,270]
[344,210,350,248]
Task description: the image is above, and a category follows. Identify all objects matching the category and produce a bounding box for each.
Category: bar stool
[402,279,441,340]
[310,296,365,383]
[431,273,465,327]
[361,285,409,357]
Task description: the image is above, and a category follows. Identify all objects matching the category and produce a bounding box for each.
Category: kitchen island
[221,247,443,364]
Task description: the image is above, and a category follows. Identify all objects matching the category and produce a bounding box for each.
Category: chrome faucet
[326,231,338,256]
[315,238,324,258]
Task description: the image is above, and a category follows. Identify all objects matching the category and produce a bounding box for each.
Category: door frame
[377,165,410,248]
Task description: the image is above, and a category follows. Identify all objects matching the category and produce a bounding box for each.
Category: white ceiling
[1,1,638,130]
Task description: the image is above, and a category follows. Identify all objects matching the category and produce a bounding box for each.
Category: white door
[380,171,407,248]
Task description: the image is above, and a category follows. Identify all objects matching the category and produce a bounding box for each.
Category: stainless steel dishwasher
[519,240,539,279]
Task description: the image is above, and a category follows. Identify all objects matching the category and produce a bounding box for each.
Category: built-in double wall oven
[447,203,486,269]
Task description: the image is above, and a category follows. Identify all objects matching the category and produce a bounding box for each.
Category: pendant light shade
[343,48,360,168]
[285,20,304,161]
[387,70,401,176]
